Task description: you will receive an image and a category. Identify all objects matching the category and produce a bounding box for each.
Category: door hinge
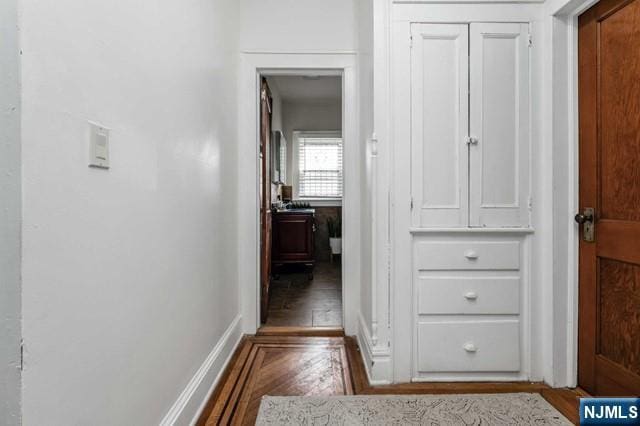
[528,196,533,210]
[409,33,413,48]
[410,197,414,210]
[20,340,24,371]
[528,34,533,47]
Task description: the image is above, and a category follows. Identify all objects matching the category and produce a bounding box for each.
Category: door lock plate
[576,207,595,242]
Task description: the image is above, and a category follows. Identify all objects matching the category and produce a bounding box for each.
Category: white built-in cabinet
[403,21,533,382]
[412,233,529,381]
[411,22,530,228]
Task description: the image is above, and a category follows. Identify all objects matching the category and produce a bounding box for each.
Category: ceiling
[267,75,342,103]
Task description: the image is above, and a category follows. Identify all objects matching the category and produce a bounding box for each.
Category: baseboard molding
[160,315,243,426]
[357,312,392,385]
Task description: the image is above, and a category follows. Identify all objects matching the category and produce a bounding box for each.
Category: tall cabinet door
[411,24,469,227]
[469,23,530,227]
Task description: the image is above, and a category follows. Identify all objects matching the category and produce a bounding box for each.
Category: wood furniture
[271,210,315,278]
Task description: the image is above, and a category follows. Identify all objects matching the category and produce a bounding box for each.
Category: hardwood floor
[266,262,342,327]
[198,335,586,425]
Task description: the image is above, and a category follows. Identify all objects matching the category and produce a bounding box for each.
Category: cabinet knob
[463,343,478,353]
[464,250,478,260]
[464,292,478,300]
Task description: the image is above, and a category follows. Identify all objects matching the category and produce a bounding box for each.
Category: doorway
[258,74,345,330]
[577,0,640,395]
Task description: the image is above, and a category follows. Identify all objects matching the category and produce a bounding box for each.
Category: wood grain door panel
[578,0,640,396]
[260,79,273,324]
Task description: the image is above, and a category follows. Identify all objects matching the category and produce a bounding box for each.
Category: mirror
[271,130,286,184]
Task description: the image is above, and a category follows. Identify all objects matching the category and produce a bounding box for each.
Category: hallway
[3,0,639,423]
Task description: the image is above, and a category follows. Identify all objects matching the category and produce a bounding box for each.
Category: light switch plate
[89,122,110,169]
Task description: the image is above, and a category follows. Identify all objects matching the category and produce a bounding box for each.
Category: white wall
[20,0,242,424]
[239,0,358,52]
[357,0,375,344]
[282,100,342,185]
[0,0,22,423]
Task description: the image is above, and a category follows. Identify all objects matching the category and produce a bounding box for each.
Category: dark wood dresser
[272,209,315,277]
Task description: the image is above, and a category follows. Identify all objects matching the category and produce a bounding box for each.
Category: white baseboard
[357,312,392,385]
[160,315,243,426]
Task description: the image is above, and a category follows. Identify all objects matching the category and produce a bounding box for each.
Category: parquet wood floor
[198,335,586,425]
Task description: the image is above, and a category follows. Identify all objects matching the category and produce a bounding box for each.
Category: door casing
[238,53,360,336]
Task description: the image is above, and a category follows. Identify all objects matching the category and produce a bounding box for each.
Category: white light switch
[89,122,110,169]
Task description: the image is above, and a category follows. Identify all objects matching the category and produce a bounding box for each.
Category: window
[296,132,343,199]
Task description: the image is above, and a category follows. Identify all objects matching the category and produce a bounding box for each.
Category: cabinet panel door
[411,24,469,227]
[469,23,530,227]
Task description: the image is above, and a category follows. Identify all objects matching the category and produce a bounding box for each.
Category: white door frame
[544,0,600,387]
[237,52,360,335]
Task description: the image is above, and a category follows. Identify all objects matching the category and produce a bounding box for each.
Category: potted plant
[327,216,342,255]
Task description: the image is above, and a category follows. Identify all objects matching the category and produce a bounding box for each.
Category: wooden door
[578,0,640,396]
[410,23,469,227]
[469,23,530,228]
[260,78,273,324]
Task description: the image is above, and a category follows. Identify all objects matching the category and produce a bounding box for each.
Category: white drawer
[417,277,520,315]
[415,241,520,270]
[417,320,520,372]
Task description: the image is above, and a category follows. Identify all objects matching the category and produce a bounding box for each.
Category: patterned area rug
[256,393,572,425]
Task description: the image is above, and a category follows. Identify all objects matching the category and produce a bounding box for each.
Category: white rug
[256,393,572,425]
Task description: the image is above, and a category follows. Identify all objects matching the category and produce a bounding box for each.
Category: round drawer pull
[464,250,479,260]
[463,343,478,353]
[464,292,478,300]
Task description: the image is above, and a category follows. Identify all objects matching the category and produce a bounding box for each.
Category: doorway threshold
[257,325,344,337]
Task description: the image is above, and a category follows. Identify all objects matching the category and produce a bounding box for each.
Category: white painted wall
[357,0,375,332]
[19,0,242,424]
[239,0,358,52]
[0,0,22,423]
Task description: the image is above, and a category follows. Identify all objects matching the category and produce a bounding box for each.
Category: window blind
[298,135,343,198]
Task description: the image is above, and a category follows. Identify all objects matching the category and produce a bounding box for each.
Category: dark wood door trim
[259,78,273,324]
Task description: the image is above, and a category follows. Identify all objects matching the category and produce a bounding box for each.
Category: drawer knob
[464,292,478,300]
[463,343,478,353]
[464,250,479,260]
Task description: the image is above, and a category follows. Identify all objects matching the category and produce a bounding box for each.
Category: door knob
[574,211,593,224]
